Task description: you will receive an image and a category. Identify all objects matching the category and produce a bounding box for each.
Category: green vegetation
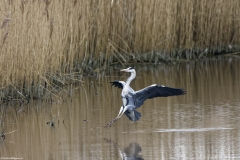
[0,0,240,100]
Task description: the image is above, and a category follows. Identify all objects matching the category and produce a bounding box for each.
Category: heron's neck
[125,72,136,87]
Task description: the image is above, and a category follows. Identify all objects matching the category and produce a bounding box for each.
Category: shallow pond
[0,58,240,159]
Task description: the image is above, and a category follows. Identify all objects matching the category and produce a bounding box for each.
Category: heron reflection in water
[104,138,143,160]
[105,67,186,127]
[120,142,143,160]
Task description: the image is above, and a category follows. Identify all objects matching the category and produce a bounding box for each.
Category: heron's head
[120,67,135,73]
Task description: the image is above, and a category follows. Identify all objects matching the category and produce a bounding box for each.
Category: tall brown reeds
[0,0,240,99]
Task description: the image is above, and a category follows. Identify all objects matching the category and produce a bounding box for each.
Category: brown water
[0,59,240,160]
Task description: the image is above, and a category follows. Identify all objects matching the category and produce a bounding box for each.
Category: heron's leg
[105,106,124,127]
[116,105,129,119]
[105,106,128,128]
[105,117,120,127]
[116,106,124,118]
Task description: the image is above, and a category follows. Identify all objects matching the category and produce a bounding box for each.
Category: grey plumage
[131,84,185,109]
[124,110,142,122]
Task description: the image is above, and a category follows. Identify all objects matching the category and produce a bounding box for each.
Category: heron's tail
[133,110,141,121]
[124,110,141,122]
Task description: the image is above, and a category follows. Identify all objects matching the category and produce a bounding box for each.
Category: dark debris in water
[0,132,5,144]
[46,121,55,127]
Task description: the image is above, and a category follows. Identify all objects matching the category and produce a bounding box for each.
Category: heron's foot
[104,118,119,128]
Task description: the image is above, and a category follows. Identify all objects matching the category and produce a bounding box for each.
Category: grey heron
[105,67,186,127]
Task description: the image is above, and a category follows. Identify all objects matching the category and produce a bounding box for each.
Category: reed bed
[0,0,240,100]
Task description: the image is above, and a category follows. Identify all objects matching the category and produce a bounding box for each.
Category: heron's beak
[120,69,128,72]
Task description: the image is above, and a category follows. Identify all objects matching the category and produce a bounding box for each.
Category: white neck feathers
[125,71,136,87]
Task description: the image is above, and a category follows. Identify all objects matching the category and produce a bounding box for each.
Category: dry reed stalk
[2,31,8,44]
[1,17,11,29]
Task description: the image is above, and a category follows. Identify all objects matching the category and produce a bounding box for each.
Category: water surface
[0,59,240,159]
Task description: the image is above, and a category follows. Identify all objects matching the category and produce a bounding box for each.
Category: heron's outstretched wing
[110,80,125,89]
[133,84,186,108]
